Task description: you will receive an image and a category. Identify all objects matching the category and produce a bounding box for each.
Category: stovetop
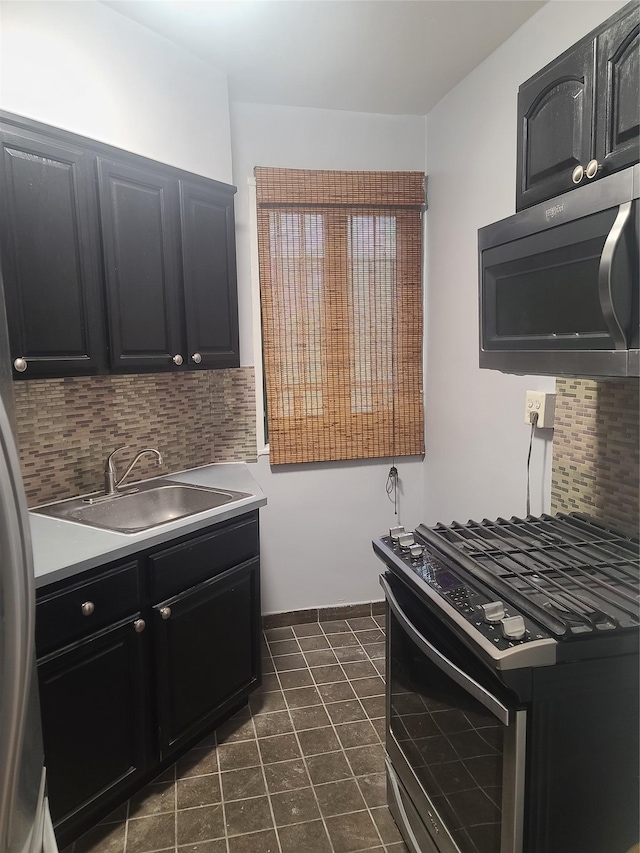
[374,512,639,669]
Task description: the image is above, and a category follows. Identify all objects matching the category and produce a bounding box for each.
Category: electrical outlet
[524,390,556,428]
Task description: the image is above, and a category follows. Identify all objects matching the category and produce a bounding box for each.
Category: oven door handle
[381,575,510,725]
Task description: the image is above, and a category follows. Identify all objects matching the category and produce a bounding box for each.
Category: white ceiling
[103,0,546,116]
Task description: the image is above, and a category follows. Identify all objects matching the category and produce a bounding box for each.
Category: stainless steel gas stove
[373,512,639,853]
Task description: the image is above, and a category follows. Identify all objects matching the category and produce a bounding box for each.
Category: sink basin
[33,480,251,534]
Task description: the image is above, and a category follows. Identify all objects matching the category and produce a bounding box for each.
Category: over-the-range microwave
[478,164,639,378]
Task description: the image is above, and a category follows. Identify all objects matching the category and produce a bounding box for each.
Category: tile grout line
[270,621,388,852]
[173,764,178,853]
[315,621,389,852]
[264,629,339,853]
[122,785,131,853]
[246,701,285,853]
[212,731,231,853]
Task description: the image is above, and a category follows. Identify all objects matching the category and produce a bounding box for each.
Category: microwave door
[479,199,636,377]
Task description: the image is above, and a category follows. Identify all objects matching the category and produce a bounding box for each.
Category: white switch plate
[524,390,556,428]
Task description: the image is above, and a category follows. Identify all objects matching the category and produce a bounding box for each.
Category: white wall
[1,0,628,614]
[0,0,232,182]
[230,103,427,613]
[423,0,627,525]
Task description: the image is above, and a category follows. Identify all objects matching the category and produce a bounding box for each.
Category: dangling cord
[386,242,399,516]
[526,411,538,516]
[386,464,398,515]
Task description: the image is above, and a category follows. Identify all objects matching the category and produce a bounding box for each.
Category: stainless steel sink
[33,479,251,534]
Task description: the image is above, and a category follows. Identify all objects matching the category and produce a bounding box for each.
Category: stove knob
[481,601,505,623]
[501,615,526,640]
[409,544,424,561]
[398,533,415,551]
[389,526,405,542]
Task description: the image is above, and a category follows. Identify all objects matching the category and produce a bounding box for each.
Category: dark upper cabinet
[180,180,240,369]
[595,3,640,176]
[517,43,596,210]
[517,2,639,211]
[97,158,183,371]
[0,112,240,378]
[0,126,104,377]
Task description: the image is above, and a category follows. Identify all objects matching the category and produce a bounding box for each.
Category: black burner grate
[416,513,640,637]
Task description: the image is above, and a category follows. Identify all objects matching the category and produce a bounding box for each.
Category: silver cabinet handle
[134,619,146,633]
[191,352,202,364]
[571,164,585,184]
[81,601,95,616]
[13,358,27,373]
[160,606,171,620]
[172,354,183,366]
[585,158,602,179]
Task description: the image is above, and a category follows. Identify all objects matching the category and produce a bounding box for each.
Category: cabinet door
[153,558,261,758]
[38,615,150,837]
[0,127,104,377]
[179,180,240,369]
[97,158,184,371]
[595,3,640,176]
[516,42,596,210]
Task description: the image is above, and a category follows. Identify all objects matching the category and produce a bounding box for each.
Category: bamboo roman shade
[255,167,425,465]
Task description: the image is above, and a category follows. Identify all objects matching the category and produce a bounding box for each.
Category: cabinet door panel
[0,128,104,376]
[596,4,640,175]
[516,43,595,210]
[180,180,240,369]
[97,158,183,370]
[154,558,260,757]
[38,616,149,827]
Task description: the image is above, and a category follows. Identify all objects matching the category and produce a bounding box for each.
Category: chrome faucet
[104,446,163,496]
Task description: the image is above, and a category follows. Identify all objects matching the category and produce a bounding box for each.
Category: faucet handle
[104,445,129,495]
[106,445,129,469]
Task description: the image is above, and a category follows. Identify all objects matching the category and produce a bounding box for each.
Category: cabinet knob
[13,357,27,373]
[172,354,184,366]
[585,159,602,180]
[134,618,146,633]
[571,164,585,184]
[81,601,95,616]
[191,352,202,364]
[160,606,171,620]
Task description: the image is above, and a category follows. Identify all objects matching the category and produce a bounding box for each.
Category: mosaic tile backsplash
[14,368,257,507]
[551,378,639,533]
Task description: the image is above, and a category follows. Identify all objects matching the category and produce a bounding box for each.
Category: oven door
[381,574,526,853]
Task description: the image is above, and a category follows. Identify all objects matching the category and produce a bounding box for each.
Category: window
[255,168,425,465]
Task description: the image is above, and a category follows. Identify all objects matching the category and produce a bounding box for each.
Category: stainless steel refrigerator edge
[0,274,58,853]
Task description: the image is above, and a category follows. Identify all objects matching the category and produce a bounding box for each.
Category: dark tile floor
[67,613,408,853]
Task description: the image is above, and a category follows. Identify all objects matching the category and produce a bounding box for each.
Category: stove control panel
[382,530,550,648]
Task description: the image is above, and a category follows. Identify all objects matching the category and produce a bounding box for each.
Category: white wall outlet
[524,390,556,428]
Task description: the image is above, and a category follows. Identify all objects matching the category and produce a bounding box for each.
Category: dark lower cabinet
[517,2,639,210]
[35,511,261,848]
[154,558,261,758]
[38,615,150,836]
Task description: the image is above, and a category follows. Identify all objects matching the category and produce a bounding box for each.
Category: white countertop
[30,463,266,589]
